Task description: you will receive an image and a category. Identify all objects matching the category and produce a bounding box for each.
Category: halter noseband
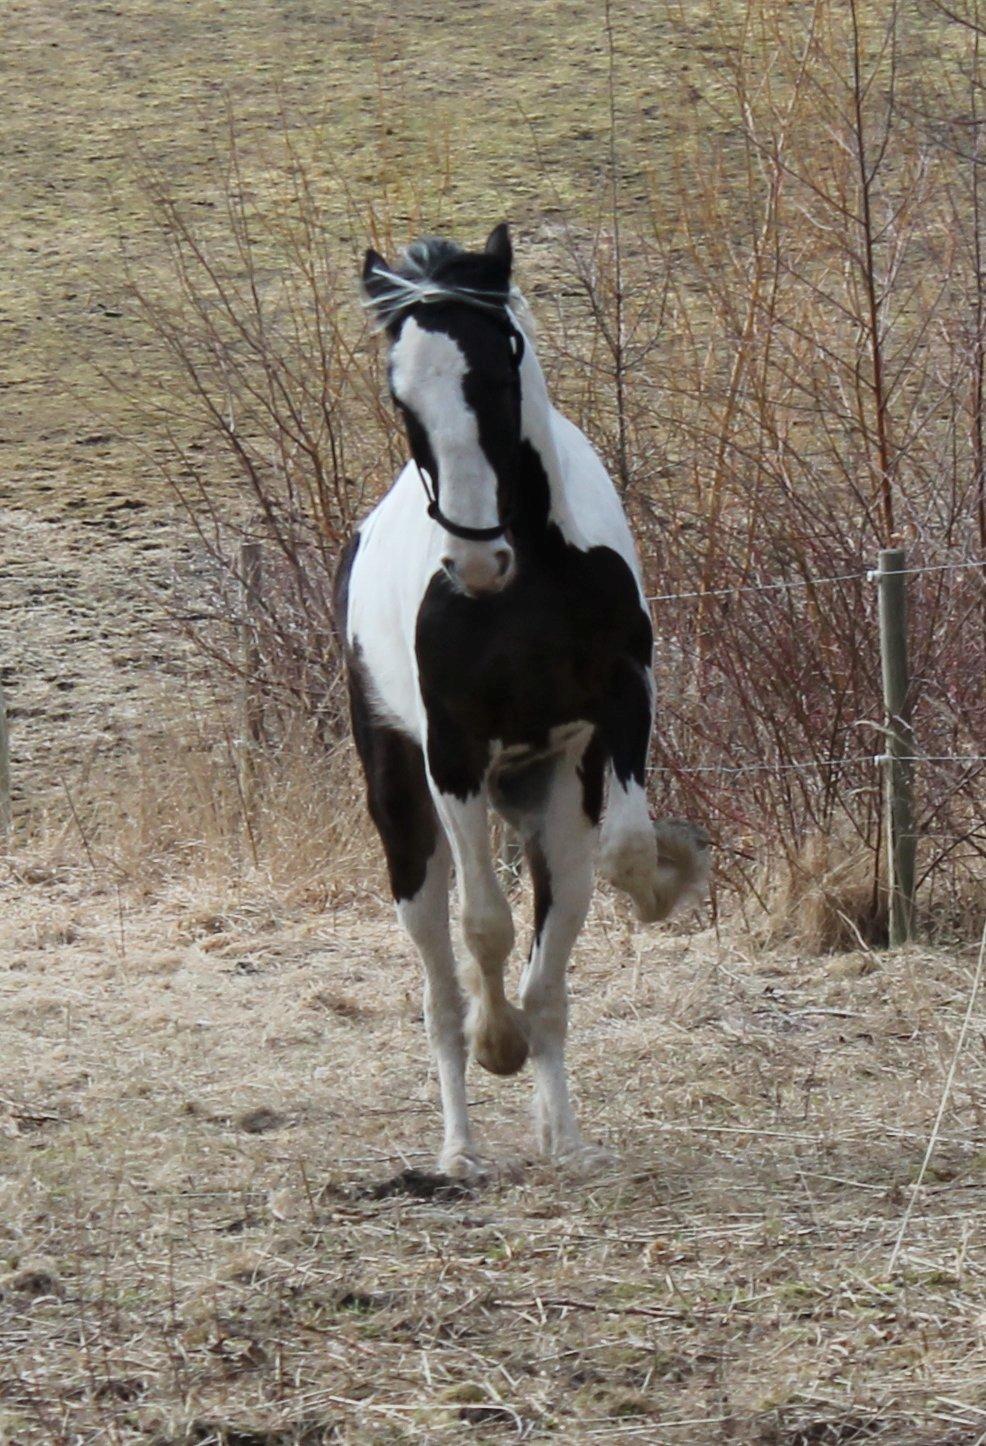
[411,316,525,545]
[415,467,513,542]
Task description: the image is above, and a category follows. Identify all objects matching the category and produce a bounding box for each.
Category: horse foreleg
[349,679,478,1177]
[597,659,710,921]
[397,834,482,1178]
[519,745,603,1164]
[428,786,528,1078]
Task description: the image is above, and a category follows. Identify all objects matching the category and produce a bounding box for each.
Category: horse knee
[423,977,465,1046]
[521,977,568,1049]
[462,895,514,969]
[600,825,656,893]
[602,819,710,921]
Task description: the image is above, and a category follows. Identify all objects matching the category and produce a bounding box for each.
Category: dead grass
[3,2,984,1439]
[1,866,984,1443]
[761,832,889,955]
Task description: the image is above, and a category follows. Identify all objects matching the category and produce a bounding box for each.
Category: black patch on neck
[509,440,553,548]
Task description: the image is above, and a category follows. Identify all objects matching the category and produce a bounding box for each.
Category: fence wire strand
[646,557,985,604]
[647,554,983,828]
[650,755,985,777]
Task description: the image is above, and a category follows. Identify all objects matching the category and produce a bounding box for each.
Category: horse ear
[484,223,512,274]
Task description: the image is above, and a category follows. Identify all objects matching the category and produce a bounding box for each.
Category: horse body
[337,227,708,1176]
[347,410,642,745]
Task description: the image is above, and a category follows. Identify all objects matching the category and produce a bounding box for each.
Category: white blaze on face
[390,318,514,594]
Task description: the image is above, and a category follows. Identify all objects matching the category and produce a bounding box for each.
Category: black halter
[413,319,525,544]
[416,466,513,542]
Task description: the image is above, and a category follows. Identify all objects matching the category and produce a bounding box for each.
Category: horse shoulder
[344,463,435,741]
[548,410,644,578]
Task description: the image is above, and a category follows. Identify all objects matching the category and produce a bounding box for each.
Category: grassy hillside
[2,3,982,922]
[3,1,950,507]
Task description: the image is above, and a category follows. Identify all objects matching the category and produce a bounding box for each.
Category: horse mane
[362,235,525,330]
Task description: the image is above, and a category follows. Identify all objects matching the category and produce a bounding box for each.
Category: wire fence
[646,556,985,603]
[641,547,984,940]
[645,555,983,776]
[649,755,986,777]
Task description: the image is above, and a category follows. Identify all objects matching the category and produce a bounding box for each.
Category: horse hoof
[438,1147,488,1181]
[554,1140,620,1177]
[471,1004,530,1076]
[654,817,711,870]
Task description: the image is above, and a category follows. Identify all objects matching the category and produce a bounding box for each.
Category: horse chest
[415,541,650,749]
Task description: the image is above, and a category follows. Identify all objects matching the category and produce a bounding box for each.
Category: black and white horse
[335,225,708,1176]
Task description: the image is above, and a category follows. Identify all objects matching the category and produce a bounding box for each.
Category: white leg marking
[397,833,481,1178]
[430,787,528,1077]
[519,750,602,1165]
[600,779,710,922]
[599,778,659,916]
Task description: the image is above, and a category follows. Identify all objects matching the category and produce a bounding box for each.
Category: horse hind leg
[517,742,605,1166]
[462,863,529,1079]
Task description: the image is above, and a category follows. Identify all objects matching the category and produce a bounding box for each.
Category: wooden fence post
[877,548,916,946]
[239,541,263,822]
[0,682,10,843]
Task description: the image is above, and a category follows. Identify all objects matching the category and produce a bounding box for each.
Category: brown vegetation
[2,2,985,1441]
[102,0,984,943]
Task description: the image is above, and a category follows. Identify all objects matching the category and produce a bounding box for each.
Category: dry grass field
[2,868,985,1443]
[2,1,985,1442]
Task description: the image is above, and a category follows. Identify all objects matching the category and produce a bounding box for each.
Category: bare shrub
[122,10,983,939]
[552,0,985,939]
[119,119,406,742]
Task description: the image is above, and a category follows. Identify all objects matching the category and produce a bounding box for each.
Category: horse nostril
[441,556,457,577]
[494,548,512,578]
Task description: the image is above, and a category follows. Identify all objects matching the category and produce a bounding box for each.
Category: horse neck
[517,340,585,546]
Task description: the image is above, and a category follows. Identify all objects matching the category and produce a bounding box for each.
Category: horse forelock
[363,235,521,332]
[362,276,524,332]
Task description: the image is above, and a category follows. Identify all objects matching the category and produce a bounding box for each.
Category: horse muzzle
[441,541,515,597]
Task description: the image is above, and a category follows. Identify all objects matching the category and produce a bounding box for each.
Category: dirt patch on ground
[1,871,983,1442]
